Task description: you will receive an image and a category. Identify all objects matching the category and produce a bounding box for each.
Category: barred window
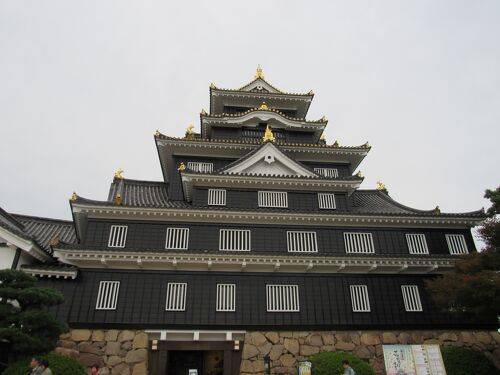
[208,189,226,206]
[165,228,189,250]
[314,167,339,178]
[445,234,468,255]
[95,281,120,310]
[287,231,318,253]
[401,285,423,312]
[406,234,429,255]
[344,232,375,254]
[219,229,251,251]
[258,191,288,208]
[318,193,336,209]
[350,285,371,312]
[108,225,128,248]
[187,162,213,173]
[216,284,236,312]
[165,283,187,311]
[266,285,300,312]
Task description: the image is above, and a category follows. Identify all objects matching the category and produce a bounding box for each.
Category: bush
[2,352,86,375]
[310,351,375,375]
[441,346,499,375]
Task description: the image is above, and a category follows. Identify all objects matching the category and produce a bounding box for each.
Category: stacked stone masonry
[55,329,148,375]
[240,330,500,375]
[55,329,500,374]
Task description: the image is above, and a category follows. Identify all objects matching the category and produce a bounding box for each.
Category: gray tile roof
[10,214,76,253]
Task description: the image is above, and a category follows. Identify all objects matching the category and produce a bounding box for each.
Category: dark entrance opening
[168,350,224,375]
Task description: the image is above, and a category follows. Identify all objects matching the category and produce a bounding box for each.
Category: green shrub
[2,352,86,375]
[310,351,375,375]
[441,346,499,375]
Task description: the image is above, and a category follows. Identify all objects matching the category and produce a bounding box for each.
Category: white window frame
[406,233,429,255]
[187,162,213,173]
[314,167,339,178]
[108,225,128,248]
[208,189,226,206]
[286,231,318,253]
[258,191,288,208]
[216,284,236,312]
[219,229,251,251]
[95,281,120,310]
[445,234,469,255]
[266,285,300,312]
[165,228,189,250]
[401,285,423,312]
[318,193,336,209]
[165,282,187,311]
[344,232,375,254]
[350,285,371,312]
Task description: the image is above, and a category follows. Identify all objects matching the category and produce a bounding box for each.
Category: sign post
[298,360,313,375]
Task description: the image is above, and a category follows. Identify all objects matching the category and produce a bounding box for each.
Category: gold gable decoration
[255,65,265,80]
[185,124,194,140]
[262,125,276,143]
[114,168,124,179]
[376,180,387,191]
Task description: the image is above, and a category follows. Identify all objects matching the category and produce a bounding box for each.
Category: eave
[180,172,363,201]
[0,225,51,262]
[70,201,483,229]
[52,247,456,275]
[21,265,78,279]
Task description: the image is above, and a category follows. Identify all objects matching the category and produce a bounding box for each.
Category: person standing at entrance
[342,360,356,375]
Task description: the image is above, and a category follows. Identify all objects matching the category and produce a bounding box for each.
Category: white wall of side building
[0,244,17,269]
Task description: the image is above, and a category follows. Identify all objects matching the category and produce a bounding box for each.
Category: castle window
[208,189,226,206]
[287,231,318,253]
[165,228,189,250]
[318,193,336,209]
[266,285,300,312]
[165,283,187,311]
[95,281,120,310]
[108,225,128,248]
[314,167,339,178]
[401,285,423,312]
[216,284,236,312]
[219,229,251,251]
[258,191,288,208]
[446,234,468,255]
[406,234,429,255]
[187,162,213,173]
[350,285,371,312]
[344,232,375,254]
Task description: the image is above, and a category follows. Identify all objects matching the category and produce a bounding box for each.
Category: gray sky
[1,1,499,242]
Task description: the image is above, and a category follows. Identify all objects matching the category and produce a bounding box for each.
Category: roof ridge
[11,213,73,225]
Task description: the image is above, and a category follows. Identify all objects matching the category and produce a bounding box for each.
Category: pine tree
[426,187,500,322]
[0,269,68,365]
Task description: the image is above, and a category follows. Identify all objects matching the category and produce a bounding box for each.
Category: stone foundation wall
[55,329,148,375]
[240,330,500,375]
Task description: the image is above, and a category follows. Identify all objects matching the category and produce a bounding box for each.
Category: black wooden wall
[84,219,475,257]
[39,270,492,330]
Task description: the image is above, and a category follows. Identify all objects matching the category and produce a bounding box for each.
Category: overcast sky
[1,1,499,243]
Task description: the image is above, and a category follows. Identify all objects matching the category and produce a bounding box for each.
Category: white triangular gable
[239,78,281,94]
[223,142,317,177]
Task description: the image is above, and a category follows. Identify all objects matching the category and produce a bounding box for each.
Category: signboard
[298,360,312,375]
[188,370,198,375]
[383,345,447,375]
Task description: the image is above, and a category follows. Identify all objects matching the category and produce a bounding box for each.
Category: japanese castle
[0,67,490,375]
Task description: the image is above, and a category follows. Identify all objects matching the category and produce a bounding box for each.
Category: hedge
[441,346,499,375]
[310,351,375,375]
[2,352,86,375]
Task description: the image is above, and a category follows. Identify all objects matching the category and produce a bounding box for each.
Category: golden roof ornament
[356,171,364,178]
[178,162,186,172]
[210,83,216,89]
[50,235,60,247]
[114,193,123,206]
[320,134,326,142]
[262,125,276,143]
[376,180,387,191]
[185,124,194,140]
[332,140,339,147]
[154,130,160,138]
[320,116,327,122]
[200,109,207,115]
[114,168,124,179]
[70,192,77,202]
[255,65,265,79]
[433,206,441,215]
[362,141,370,148]
[308,90,314,95]
[258,102,269,110]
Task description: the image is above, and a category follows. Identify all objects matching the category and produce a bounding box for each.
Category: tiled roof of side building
[12,214,76,252]
[106,178,190,208]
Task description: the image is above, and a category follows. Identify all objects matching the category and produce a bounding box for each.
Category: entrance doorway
[168,350,224,375]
